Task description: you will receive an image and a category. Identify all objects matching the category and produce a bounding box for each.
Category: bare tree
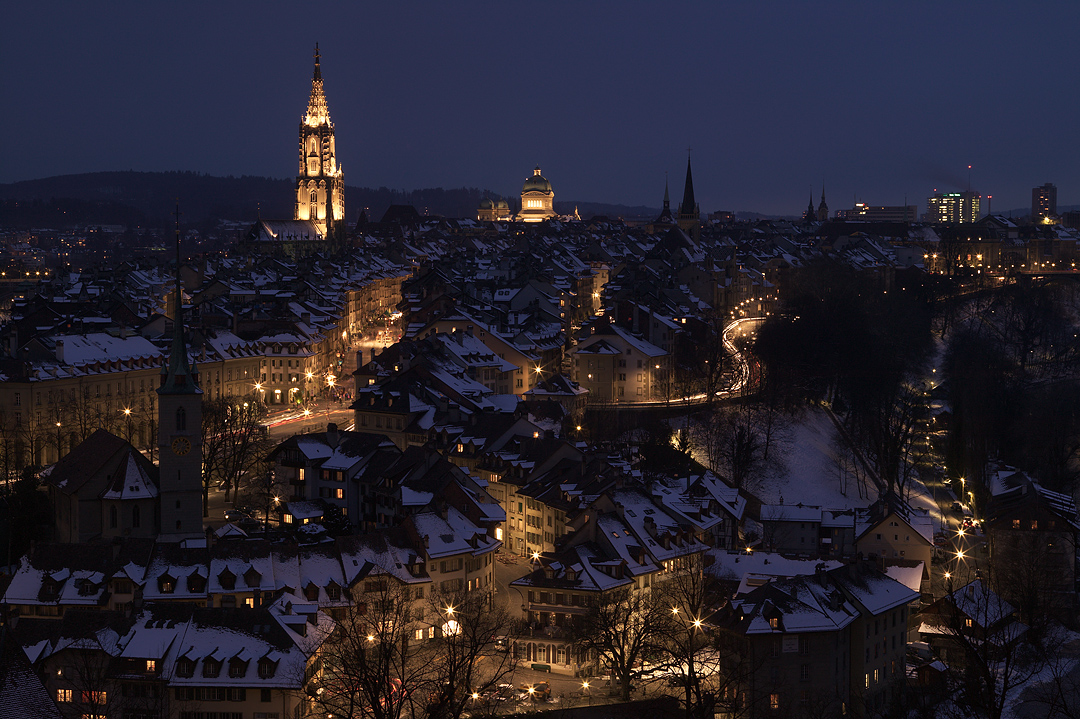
[421,587,517,719]
[305,577,427,719]
[576,581,671,702]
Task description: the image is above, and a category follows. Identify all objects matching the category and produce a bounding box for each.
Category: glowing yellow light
[445,606,454,616]
[366,634,374,642]
[956,550,965,560]
[471,692,479,700]
[671,606,680,615]
[123,408,131,416]
[531,551,540,561]
[254,382,263,391]
[582,681,590,690]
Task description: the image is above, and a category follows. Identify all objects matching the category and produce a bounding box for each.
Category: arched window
[310,191,318,204]
[132,505,141,529]
[176,407,186,431]
[109,505,117,529]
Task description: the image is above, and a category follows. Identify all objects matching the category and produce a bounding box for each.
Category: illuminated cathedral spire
[295,43,345,244]
[305,43,330,127]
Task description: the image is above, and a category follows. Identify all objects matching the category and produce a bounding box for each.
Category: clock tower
[157,212,204,540]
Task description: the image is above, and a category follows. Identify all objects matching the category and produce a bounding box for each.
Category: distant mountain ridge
[0,171,661,229]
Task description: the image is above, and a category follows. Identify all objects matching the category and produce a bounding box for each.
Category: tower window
[176,407,186,431]
[132,505,141,528]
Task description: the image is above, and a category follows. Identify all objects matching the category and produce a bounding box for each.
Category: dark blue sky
[4,1,1079,216]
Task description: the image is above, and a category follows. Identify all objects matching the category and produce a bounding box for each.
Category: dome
[496,199,509,209]
[522,166,552,194]
[479,198,494,209]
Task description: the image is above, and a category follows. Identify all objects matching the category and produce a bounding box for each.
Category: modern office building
[927,191,980,223]
[836,203,918,223]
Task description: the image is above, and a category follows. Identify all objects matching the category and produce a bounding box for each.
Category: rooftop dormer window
[203,658,221,678]
[218,569,236,591]
[176,657,195,678]
[258,658,278,679]
[158,574,176,594]
[244,567,262,587]
[228,658,249,678]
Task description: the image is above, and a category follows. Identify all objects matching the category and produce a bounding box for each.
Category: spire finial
[313,43,322,80]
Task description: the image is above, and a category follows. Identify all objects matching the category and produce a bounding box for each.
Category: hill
[0,171,660,229]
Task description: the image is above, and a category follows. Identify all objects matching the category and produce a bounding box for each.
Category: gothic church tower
[677,153,701,239]
[157,217,204,540]
[295,44,345,243]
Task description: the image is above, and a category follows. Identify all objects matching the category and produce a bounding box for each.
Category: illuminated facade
[295,44,345,241]
[927,191,980,224]
[477,197,512,222]
[518,166,556,222]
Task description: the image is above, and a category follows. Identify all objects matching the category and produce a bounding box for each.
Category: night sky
[4,1,1079,216]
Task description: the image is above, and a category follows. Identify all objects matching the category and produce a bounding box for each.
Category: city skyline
[3,1,1080,216]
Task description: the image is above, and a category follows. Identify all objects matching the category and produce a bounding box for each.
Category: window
[176,658,195,677]
[769,617,779,629]
[57,689,72,702]
[336,488,344,499]
[228,687,247,702]
[415,628,425,641]
[260,689,274,703]
[203,658,221,678]
[800,664,810,681]
[176,407,186,431]
[965,618,973,628]
[874,669,879,683]
[146,660,156,672]
[770,693,780,710]
[132,505,140,528]
[81,691,107,704]
[1031,520,1039,530]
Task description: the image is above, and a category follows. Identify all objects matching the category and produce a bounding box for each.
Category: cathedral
[294,43,346,241]
[244,45,345,256]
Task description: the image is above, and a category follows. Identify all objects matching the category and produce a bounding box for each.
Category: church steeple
[157,203,204,540]
[805,187,816,222]
[296,43,345,245]
[663,176,670,212]
[817,181,829,222]
[305,43,329,126]
[677,151,701,236]
[160,203,199,395]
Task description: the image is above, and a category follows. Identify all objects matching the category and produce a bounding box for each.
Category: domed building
[477,197,512,222]
[517,166,556,223]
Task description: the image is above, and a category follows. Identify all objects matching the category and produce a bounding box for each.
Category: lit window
[57,689,72,702]
[146,660,156,672]
[770,693,780,710]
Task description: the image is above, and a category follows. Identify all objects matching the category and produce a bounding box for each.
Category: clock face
[171,437,191,456]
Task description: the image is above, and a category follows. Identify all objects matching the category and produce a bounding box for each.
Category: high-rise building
[836,203,918,223]
[927,191,980,223]
[294,44,345,242]
[1032,183,1057,220]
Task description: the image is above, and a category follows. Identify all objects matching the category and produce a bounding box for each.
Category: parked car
[224,508,250,522]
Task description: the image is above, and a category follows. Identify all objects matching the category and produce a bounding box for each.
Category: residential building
[1032,182,1057,220]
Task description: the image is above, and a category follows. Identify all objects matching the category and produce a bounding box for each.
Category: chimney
[55,338,64,363]
[326,423,339,449]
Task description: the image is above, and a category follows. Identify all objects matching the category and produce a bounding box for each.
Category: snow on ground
[754,407,874,509]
